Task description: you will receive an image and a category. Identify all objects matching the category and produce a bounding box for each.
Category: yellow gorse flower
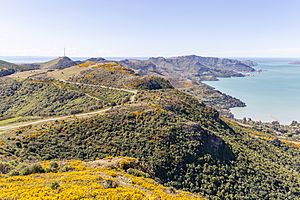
[0,157,204,200]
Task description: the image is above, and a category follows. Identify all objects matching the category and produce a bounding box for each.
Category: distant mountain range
[0,55,257,80]
[120,55,256,81]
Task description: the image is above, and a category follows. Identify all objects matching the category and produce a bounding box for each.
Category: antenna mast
[64,48,66,57]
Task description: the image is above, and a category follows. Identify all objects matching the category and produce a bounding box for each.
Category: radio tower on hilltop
[64,48,66,57]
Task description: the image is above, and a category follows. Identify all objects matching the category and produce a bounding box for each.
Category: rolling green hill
[0,64,299,199]
[0,60,30,77]
[22,57,79,70]
[1,83,299,199]
[0,78,131,122]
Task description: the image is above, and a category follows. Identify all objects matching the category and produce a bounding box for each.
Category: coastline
[203,59,300,125]
[203,66,300,141]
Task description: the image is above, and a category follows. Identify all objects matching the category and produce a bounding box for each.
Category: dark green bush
[59,165,74,172]
[127,168,150,178]
[0,162,16,174]
[50,181,60,190]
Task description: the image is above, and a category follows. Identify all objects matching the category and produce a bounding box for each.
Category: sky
[0,0,299,57]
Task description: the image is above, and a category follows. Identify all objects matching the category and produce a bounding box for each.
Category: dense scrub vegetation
[69,62,174,90]
[54,81,132,106]
[1,86,300,199]
[0,157,203,199]
[128,76,174,90]
[0,78,130,121]
[1,64,300,199]
[239,118,300,143]
[69,62,137,88]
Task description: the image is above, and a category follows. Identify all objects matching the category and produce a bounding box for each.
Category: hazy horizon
[1,0,300,57]
[1,55,300,65]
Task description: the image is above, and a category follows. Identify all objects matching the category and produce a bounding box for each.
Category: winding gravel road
[0,82,138,132]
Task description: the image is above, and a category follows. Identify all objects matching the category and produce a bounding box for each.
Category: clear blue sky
[0,0,299,57]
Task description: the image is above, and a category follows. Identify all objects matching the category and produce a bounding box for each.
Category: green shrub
[49,161,59,172]
[30,164,45,174]
[127,168,150,178]
[9,169,20,176]
[50,181,60,190]
[0,162,14,174]
[59,165,74,172]
[20,166,31,176]
[10,163,45,176]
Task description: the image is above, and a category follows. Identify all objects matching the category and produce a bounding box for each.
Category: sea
[1,56,299,125]
[204,58,300,125]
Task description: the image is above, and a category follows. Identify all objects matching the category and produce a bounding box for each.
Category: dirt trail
[0,108,111,132]
[63,81,138,103]
[0,82,138,131]
[63,81,138,95]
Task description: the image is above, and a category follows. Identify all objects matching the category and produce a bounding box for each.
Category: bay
[3,56,300,124]
[204,58,300,124]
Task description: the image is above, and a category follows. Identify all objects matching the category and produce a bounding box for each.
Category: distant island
[289,61,300,65]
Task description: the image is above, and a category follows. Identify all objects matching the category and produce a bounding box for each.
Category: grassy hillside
[68,62,173,90]
[0,78,130,121]
[23,57,78,70]
[1,86,299,199]
[68,62,137,87]
[1,64,299,199]
[0,60,23,70]
[0,157,203,200]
